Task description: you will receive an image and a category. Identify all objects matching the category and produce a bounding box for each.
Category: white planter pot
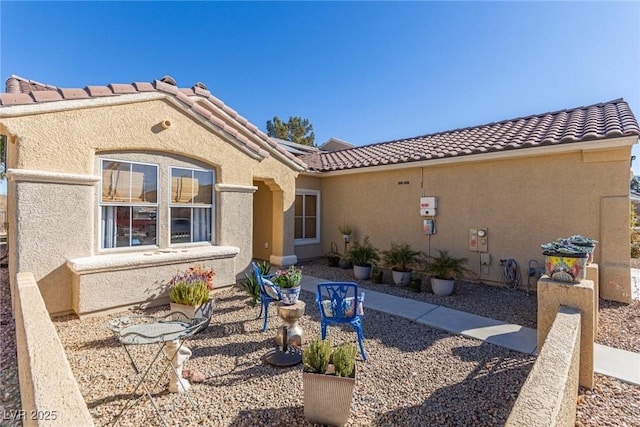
[303,368,356,426]
[391,270,411,286]
[169,300,214,334]
[280,286,301,305]
[353,265,371,280]
[431,278,455,296]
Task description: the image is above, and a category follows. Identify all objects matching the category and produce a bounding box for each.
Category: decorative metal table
[107,312,208,427]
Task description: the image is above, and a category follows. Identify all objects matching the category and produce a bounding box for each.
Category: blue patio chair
[252,261,281,332]
[316,282,367,360]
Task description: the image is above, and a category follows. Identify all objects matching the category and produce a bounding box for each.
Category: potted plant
[169,265,215,331]
[241,260,271,307]
[568,234,598,264]
[426,249,469,296]
[338,223,353,243]
[272,265,303,305]
[370,263,383,284]
[409,271,424,293]
[541,237,592,283]
[303,337,357,426]
[382,242,424,286]
[346,236,379,280]
[324,242,342,268]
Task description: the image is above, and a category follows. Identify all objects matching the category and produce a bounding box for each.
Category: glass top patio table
[106,312,208,426]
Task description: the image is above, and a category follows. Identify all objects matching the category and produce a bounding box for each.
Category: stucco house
[0,75,638,318]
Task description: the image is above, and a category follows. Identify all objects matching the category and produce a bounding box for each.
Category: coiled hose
[500,259,521,290]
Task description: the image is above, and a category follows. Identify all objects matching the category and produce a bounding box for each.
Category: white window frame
[168,166,215,245]
[294,189,321,245]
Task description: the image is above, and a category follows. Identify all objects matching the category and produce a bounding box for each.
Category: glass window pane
[193,171,213,205]
[171,207,192,243]
[305,218,316,239]
[101,206,116,248]
[102,161,131,202]
[305,195,316,216]
[294,218,303,239]
[115,206,131,247]
[171,168,193,204]
[294,195,303,216]
[192,207,211,242]
[132,207,156,246]
[132,163,157,203]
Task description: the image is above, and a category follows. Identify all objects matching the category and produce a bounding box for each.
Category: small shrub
[303,337,332,374]
[333,343,357,377]
[241,261,271,306]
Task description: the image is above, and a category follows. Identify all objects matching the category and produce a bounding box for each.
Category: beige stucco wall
[537,276,594,388]
[14,272,94,426]
[506,305,581,427]
[253,180,273,261]
[1,96,300,315]
[315,144,633,299]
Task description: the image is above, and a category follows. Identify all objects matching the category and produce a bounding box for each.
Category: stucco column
[215,184,256,273]
[269,188,297,267]
[586,263,599,330]
[600,196,631,303]
[537,276,594,388]
[8,169,99,315]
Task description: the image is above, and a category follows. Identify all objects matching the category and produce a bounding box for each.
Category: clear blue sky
[1,1,639,195]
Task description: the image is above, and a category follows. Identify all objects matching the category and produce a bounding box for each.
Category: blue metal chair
[252,261,282,332]
[316,282,367,360]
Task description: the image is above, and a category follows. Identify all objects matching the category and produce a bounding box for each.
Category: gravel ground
[2,261,639,426]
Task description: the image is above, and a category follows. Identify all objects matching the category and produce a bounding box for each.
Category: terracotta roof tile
[86,86,116,97]
[193,85,210,97]
[6,75,57,94]
[132,82,155,92]
[191,102,213,120]
[179,88,195,96]
[58,88,90,100]
[31,91,63,102]
[300,99,640,172]
[109,83,137,94]
[153,79,179,95]
[175,91,195,107]
[0,93,34,106]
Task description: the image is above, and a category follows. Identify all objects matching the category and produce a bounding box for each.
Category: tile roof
[1,75,306,170]
[300,99,640,172]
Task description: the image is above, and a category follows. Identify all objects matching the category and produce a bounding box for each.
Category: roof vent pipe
[6,77,19,94]
[160,75,177,86]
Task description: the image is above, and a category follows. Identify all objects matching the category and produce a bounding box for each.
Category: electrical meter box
[419,197,437,216]
[469,227,488,252]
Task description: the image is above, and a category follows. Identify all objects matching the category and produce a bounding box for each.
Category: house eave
[0,92,307,171]
[313,136,638,176]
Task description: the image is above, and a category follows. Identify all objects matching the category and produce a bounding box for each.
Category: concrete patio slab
[594,343,640,386]
[416,306,538,355]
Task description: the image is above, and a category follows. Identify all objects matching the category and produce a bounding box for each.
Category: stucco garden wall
[1,97,300,315]
[317,145,633,301]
